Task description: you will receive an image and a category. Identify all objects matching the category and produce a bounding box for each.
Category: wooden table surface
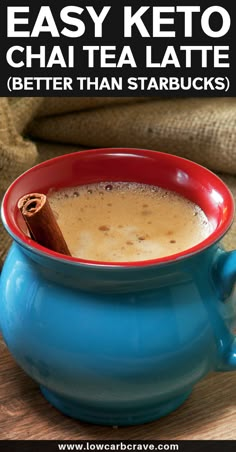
[0,335,235,441]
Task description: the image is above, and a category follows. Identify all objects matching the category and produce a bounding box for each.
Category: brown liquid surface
[48,182,212,262]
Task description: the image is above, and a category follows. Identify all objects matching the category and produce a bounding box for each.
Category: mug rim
[1,148,235,268]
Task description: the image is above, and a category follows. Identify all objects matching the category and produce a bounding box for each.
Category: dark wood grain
[0,334,236,440]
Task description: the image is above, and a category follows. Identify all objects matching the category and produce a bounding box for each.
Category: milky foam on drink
[48,182,213,262]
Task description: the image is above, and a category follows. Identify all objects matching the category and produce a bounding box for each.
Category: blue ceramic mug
[0,148,236,426]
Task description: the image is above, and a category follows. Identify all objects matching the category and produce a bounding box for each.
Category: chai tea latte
[48,182,212,262]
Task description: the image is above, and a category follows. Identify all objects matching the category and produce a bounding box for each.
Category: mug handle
[212,250,236,371]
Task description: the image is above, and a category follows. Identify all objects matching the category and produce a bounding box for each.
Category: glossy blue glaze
[0,241,236,425]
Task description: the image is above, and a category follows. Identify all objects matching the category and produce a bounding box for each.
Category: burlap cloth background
[1,96,236,267]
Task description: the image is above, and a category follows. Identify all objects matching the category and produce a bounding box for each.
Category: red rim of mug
[1,148,235,268]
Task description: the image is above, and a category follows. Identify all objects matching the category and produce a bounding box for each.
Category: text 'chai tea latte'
[48,182,213,262]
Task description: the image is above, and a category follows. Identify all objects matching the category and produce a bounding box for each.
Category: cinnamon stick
[18,193,71,256]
